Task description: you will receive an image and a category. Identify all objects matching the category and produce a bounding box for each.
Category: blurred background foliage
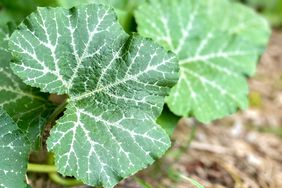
[0,0,145,32]
[0,0,56,26]
[234,0,282,27]
[0,0,281,30]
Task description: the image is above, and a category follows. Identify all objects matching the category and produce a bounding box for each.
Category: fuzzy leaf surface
[0,108,30,188]
[9,4,179,187]
[0,27,54,147]
[135,0,270,122]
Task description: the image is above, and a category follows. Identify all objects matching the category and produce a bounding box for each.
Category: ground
[29,30,282,188]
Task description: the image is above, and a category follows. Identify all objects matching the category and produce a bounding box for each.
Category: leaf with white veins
[9,4,178,187]
[135,0,271,122]
[0,26,54,148]
[0,108,30,188]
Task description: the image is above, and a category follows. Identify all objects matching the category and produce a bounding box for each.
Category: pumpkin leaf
[9,4,178,187]
[135,0,271,122]
[0,26,54,148]
[0,108,30,188]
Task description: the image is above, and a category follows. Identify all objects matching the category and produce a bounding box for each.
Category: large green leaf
[135,0,270,122]
[205,0,270,46]
[9,4,178,187]
[0,26,54,147]
[0,108,30,188]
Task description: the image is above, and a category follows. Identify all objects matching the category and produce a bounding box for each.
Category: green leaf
[135,0,271,122]
[9,4,179,187]
[0,26,54,147]
[0,108,30,188]
[157,106,180,136]
[205,0,270,46]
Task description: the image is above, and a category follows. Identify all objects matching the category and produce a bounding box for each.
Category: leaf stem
[27,162,83,186]
[49,173,83,186]
[27,105,84,187]
[27,163,57,173]
[47,99,68,124]
[47,153,83,186]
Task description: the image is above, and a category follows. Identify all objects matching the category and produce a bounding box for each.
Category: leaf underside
[0,26,54,148]
[135,0,271,122]
[9,4,178,188]
[0,108,30,188]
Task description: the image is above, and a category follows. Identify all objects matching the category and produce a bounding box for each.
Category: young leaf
[0,108,30,188]
[0,26,54,147]
[135,0,271,122]
[9,4,179,188]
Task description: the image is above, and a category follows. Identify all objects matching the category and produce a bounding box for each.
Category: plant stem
[27,162,83,186]
[49,173,83,186]
[27,163,57,173]
[47,99,68,124]
[47,153,83,186]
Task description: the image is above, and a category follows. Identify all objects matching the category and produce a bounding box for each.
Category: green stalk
[49,173,83,186]
[47,99,68,124]
[27,163,83,186]
[27,163,57,173]
[47,153,83,186]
